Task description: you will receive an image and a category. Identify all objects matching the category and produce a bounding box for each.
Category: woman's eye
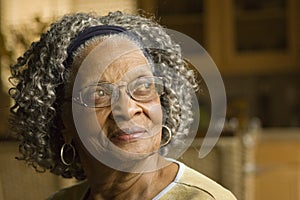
[128,77,163,101]
[139,82,151,90]
[83,86,111,105]
[93,87,112,100]
[136,82,153,91]
[85,90,102,101]
[132,81,157,99]
[95,89,106,97]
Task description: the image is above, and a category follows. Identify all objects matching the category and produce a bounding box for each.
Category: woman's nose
[110,88,142,121]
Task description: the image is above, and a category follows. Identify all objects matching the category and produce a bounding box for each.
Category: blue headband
[65,25,127,67]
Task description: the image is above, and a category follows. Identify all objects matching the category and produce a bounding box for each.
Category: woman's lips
[109,127,147,143]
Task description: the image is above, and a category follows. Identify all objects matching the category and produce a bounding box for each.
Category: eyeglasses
[72,76,165,108]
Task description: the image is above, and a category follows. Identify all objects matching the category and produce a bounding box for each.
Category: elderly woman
[9,12,236,199]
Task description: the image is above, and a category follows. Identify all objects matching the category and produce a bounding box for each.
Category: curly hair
[9,11,199,180]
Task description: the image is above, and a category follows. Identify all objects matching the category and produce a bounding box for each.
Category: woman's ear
[61,126,73,144]
[61,103,75,144]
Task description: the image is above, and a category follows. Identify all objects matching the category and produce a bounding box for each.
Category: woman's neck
[84,156,178,200]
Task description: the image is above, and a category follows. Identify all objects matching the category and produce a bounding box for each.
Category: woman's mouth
[109,127,147,143]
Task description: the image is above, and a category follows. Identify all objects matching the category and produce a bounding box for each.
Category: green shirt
[48,160,236,200]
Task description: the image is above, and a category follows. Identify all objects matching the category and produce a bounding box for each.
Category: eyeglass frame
[70,76,165,108]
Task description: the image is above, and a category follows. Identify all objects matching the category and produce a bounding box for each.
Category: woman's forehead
[100,51,152,83]
[74,36,152,85]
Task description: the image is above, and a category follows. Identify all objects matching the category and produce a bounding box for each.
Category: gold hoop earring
[60,143,76,166]
[161,125,172,147]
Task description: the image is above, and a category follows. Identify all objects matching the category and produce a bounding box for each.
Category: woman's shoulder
[177,166,236,200]
[174,161,237,200]
[155,159,236,200]
[47,180,89,200]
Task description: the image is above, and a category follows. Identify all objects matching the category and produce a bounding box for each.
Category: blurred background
[0,0,299,199]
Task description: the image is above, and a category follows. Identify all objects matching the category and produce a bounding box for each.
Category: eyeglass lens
[79,77,164,108]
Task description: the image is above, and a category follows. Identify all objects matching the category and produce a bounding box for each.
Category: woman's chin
[110,140,158,156]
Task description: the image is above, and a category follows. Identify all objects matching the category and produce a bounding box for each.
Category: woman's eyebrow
[81,79,107,87]
[119,72,152,83]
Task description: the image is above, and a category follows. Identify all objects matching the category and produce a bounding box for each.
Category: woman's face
[70,36,163,158]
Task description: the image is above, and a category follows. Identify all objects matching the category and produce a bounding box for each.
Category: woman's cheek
[73,106,110,138]
[147,103,163,126]
[95,108,111,126]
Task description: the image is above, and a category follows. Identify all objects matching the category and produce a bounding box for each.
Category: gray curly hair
[9,11,198,180]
